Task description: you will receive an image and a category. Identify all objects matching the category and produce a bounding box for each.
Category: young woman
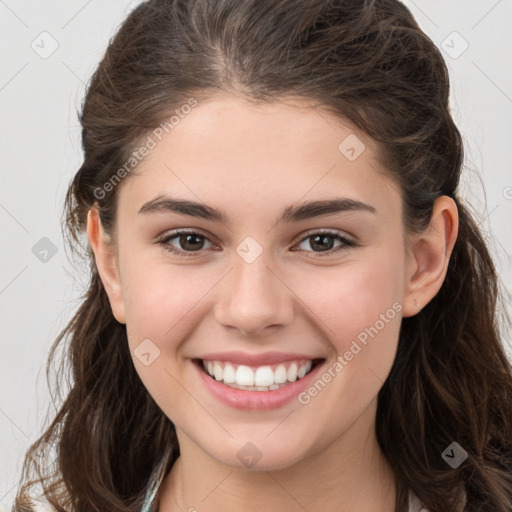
[14,0,512,511]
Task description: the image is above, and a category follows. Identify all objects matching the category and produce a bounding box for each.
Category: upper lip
[195,351,323,366]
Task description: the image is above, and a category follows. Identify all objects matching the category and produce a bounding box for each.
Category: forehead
[117,92,401,223]
[143,93,372,167]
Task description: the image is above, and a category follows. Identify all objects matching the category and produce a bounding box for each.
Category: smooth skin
[87,91,458,512]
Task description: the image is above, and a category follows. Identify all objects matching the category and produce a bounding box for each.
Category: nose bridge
[214,240,293,336]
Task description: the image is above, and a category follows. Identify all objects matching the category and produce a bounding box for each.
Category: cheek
[291,253,404,433]
[292,249,405,345]
[119,260,205,423]
[120,248,208,343]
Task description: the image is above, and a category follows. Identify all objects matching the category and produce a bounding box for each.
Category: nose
[213,251,295,337]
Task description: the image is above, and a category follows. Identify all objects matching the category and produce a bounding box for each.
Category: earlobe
[402,196,459,318]
[86,208,126,324]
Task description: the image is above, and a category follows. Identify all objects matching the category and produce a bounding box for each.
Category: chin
[200,433,316,472]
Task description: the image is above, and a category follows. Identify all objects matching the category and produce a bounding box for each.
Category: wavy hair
[14,0,512,510]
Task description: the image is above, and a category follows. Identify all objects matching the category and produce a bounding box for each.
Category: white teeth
[297,365,306,379]
[213,361,223,381]
[254,366,274,387]
[287,362,298,382]
[201,359,316,390]
[274,364,287,384]
[235,365,254,386]
[223,363,236,383]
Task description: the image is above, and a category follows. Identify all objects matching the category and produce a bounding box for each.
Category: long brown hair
[14,1,512,510]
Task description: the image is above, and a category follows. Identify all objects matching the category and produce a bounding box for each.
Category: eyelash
[156,229,358,258]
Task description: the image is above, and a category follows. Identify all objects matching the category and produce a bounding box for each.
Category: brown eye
[158,230,214,257]
[175,233,206,251]
[293,231,356,257]
[309,234,337,252]
[157,229,356,259]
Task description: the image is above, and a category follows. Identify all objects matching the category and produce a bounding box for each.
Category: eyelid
[157,228,217,251]
[297,227,355,244]
[157,227,358,257]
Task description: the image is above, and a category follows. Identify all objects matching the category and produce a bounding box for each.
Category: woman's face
[95,93,416,470]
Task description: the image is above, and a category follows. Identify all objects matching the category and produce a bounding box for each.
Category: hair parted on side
[14,1,512,511]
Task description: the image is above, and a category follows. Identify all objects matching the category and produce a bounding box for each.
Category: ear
[87,207,126,324]
[402,196,459,317]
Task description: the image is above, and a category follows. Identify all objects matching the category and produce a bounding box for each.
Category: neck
[158,403,396,512]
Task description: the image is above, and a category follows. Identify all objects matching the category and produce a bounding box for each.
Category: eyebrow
[138,195,376,224]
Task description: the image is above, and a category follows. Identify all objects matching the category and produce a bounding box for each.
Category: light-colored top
[141,448,432,511]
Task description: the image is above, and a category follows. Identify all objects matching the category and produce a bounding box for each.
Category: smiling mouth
[194,358,324,392]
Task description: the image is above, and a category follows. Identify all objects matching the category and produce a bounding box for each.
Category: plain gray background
[1,0,511,508]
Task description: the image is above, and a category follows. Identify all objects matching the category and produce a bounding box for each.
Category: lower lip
[193,359,325,410]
